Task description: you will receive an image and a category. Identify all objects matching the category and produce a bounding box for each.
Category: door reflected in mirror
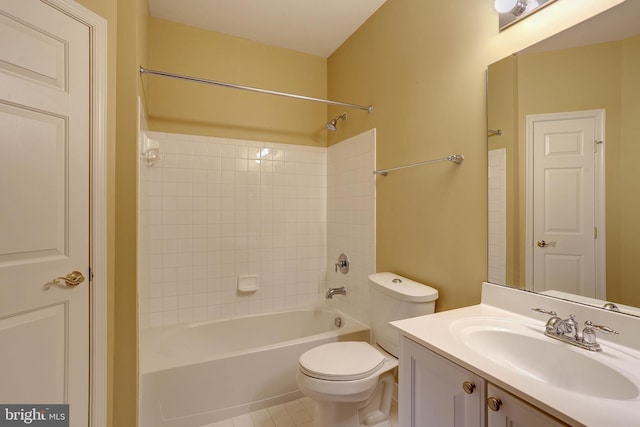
[487,0,640,315]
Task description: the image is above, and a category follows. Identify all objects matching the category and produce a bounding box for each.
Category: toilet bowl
[297,273,439,427]
[297,342,398,427]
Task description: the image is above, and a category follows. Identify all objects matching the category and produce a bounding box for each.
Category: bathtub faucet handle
[335,253,350,274]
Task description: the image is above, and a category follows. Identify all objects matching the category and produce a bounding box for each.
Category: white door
[527,111,605,298]
[0,0,90,424]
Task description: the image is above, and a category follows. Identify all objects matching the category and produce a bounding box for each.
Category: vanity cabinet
[486,384,568,427]
[399,337,485,427]
[399,337,569,427]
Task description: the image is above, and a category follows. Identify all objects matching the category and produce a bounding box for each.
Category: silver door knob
[537,240,557,248]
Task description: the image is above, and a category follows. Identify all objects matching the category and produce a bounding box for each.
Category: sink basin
[451,318,639,400]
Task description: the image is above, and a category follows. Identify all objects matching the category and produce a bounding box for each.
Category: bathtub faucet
[326,286,347,299]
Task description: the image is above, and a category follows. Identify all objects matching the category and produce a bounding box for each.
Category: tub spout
[326,286,347,299]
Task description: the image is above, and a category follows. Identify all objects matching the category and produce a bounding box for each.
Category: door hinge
[594,140,603,153]
[594,227,598,239]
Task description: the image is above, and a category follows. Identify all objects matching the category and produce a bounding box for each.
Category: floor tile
[203,397,398,427]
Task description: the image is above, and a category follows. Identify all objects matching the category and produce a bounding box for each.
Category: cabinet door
[399,337,485,427]
[486,384,569,427]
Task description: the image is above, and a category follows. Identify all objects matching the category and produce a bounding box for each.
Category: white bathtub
[139,307,369,427]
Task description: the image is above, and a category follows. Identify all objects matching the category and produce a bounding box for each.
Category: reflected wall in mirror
[487,0,640,316]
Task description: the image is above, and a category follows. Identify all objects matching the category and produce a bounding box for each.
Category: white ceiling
[148,0,388,58]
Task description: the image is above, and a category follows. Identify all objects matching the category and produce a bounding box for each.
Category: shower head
[325,113,348,132]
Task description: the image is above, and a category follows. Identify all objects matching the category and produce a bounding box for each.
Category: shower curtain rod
[373,154,464,176]
[139,66,373,113]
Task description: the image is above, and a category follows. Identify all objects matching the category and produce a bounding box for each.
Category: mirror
[487,0,640,316]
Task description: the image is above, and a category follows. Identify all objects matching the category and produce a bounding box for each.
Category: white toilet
[297,272,439,427]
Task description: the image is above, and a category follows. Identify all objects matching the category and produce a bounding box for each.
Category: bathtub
[139,307,369,427]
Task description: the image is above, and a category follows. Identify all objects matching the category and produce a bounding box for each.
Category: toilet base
[310,371,395,427]
[313,401,360,427]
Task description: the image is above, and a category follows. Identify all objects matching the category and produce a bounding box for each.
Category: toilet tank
[369,272,439,357]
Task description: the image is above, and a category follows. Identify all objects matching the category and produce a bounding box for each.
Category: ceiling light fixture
[495,0,557,31]
[525,0,540,12]
[494,0,529,17]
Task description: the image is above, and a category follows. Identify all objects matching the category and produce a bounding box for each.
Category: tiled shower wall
[326,129,376,325]
[138,130,376,329]
[138,133,327,328]
[488,148,506,284]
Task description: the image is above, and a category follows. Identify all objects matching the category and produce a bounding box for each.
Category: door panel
[544,168,583,233]
[543,255,583,294]
[487,384,568,427]
[399,338,484,427]
[0,304,66,402]
[0,1,89,424]
[0,10,67,90]
[0,103,67,262]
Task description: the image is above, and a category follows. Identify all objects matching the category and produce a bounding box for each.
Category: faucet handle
[603,302,621,312]
[334,253,350,274]
[584,320,619,335]
[582,321,619,350]
[531,308,557,316]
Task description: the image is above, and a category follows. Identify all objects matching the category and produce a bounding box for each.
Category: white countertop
[391,283,640,427]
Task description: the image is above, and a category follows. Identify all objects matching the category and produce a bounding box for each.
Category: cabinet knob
[462,381,476,394]
[487,397,503,412]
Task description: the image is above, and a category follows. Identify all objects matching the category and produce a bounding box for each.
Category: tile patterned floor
[204,397,399,427]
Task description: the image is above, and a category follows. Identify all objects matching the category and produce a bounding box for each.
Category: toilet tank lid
[368,272,439,303]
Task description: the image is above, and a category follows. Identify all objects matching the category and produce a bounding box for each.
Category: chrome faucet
[532,308,619,352]
[603,302,621,312]
[326,286,347,299]
[561,314,579,340]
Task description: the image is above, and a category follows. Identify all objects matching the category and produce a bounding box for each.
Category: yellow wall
[326,0,625,311]
[114,0,147,425]
[72,0,147,425]
[146,18,328,146]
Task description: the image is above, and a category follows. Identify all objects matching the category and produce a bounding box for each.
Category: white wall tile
[488,148,507,284]
[326,129,377,326]
[139,132,331,327]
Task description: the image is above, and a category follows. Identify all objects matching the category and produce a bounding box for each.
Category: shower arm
[139,66,373,113]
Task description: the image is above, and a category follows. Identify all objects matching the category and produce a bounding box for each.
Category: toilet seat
[299,342,385,381]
